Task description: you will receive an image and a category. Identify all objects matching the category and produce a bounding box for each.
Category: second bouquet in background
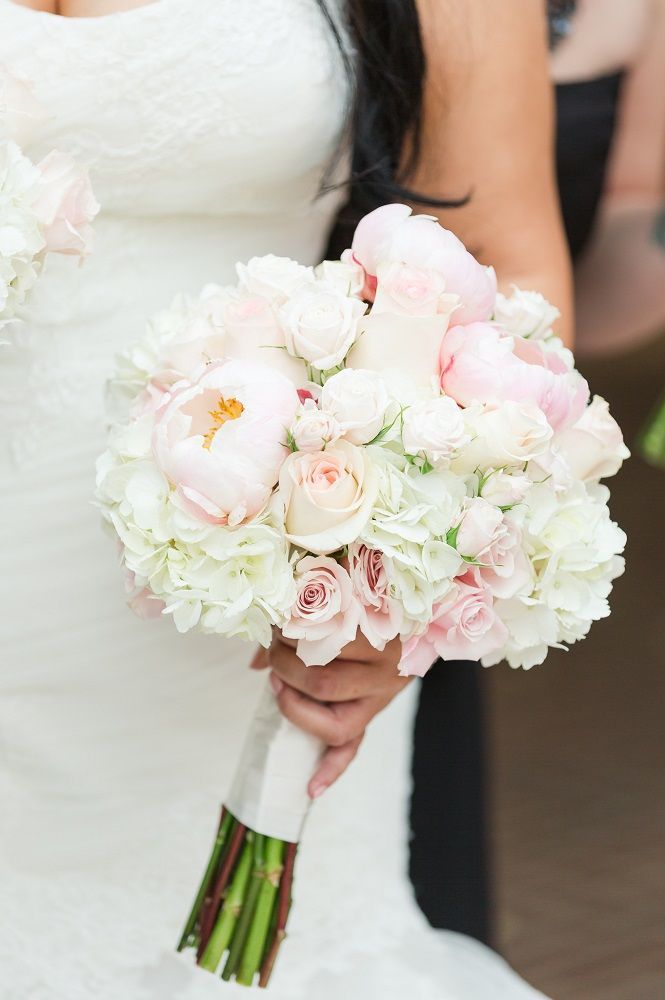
[96,204,628,987]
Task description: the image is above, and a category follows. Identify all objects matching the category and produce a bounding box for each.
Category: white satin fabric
[0,2,547,997]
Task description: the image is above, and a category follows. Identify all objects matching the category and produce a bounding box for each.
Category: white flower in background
[0,139,44,322]
[291,398,341,452]
[494,287,560,341]
[402,395,469,464]
[236,254,314,303]
[279,282,366,371]
[556,395,631,482]
[0,66,47,146]
[315,256,365,297]
[320,368,389,444]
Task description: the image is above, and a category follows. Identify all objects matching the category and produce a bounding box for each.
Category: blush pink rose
[372,261,452,318]
[349,543,402,650]
[351,205,497,324]
[152,359,298,525]
[282,556,360,666]
[400,569,508,675]
[33,151,99,257]
[278,440,378,555]
[440,322,589,431]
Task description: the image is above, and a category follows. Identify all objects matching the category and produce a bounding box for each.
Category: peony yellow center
[202,395,244,449]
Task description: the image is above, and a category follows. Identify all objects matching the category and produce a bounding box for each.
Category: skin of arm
[259,0,573,796]
[573,0,665,354]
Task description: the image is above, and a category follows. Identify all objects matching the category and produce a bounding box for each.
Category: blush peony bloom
[440,321,589,431]
[348,542,402,650]
[33,151,99,257]
[351,204,497,324]
[282,556,360,666]
[152,359,298,525]
[400,568,508,675]
[278,440,378,555]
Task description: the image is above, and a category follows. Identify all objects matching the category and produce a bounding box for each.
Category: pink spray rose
[350,204,497,324]
[348,543,402,650]
[33,151,99,257]
[282,556,360,666]
[440,322,589,431]
[400,568,508,675]
[152,359,298,525]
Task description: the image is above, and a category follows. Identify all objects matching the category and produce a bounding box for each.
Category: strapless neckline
[0,0,163,22]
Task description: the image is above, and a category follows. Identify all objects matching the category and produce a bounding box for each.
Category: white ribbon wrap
[225,681,325,843]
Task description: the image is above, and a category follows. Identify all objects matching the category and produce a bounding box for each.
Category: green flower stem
[259,840,298,988]
[236,838,285,987]
[197,818,247,958]
[199,838,253,973]
[177,807,232,951]
[221,834,266,982]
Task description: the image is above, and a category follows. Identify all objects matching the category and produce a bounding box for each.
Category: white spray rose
[320,368,389,444]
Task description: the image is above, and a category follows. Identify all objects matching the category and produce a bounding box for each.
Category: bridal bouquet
[96,204,627,987]
[0,66,99,330]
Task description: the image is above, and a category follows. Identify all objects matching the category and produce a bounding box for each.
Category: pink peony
[282,556,360,666]
[350,204,496,324]
[348,543,402,650]
[400,569,508,675]
[33,151,99,257]
[152,359,298,525]
[440,322,589,431]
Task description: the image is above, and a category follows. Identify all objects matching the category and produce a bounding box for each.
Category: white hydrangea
[0,139,44,324]
[360,449,465,631]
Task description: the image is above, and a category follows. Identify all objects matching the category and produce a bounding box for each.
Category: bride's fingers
[269,672,386,747]
[249,647,270,670]
[308,734,364,800]
[268,642,404,702]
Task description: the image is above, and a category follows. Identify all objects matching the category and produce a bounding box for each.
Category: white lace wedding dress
[0,3,546,998]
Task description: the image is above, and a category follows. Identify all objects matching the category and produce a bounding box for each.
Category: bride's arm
[263,0,573,795]
[412,0,573,344]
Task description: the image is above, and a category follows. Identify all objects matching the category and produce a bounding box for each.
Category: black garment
[408,72,624,943]
[555,72,624,259]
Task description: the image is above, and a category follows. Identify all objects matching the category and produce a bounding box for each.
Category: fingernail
[269,673,284,696]
[310,782,327,799]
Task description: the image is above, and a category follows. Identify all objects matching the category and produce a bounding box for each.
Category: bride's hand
[250,632,410,799]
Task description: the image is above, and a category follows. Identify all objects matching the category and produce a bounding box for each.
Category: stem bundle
[176,808,298,989]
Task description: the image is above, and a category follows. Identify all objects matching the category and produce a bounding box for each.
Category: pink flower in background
[152,359,298,525]
[282,556,360,666]
[349,543,402,650]
[123,568,165,620]
[400,569,508,675]
[440,322,589,431]
[350,204,496,324]
[33,151,99,257]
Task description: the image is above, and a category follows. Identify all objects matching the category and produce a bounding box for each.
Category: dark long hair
[316,0,465,250]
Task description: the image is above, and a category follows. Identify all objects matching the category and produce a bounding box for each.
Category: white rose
[320,368,389,445]
[456,401,553,472]
[279,283,366,371]
[278,440,378,555]
[315,257,365,297]
[402,395,469,463]
[556,395,630,481]
[291,399,341,451]
[346,306,456,389]
[479,468,532,507]
[494,287,560,340]
[236,254,314,303]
